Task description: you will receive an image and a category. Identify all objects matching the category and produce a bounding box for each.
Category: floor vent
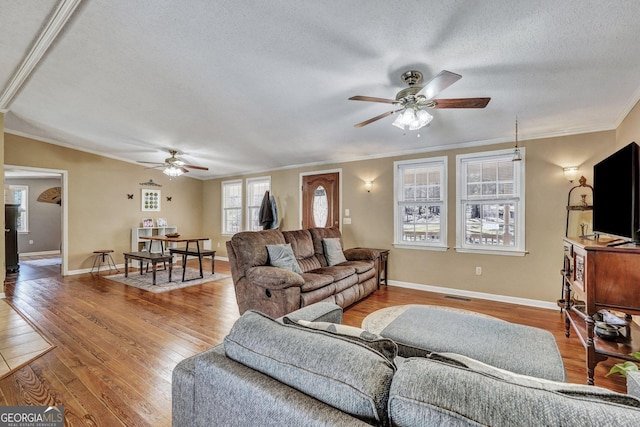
[444,295,471,302]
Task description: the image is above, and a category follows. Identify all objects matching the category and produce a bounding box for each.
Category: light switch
[345,209,350,217]
[343,218,352,225]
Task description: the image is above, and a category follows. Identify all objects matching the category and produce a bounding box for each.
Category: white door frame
[4,165,68,276]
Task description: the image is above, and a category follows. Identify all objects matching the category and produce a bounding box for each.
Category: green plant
[606,352,640,378]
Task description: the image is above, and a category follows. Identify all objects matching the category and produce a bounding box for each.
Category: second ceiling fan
[349,70,490,130]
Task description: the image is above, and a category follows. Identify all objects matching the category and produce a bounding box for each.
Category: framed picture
[141,189,161,211]
[156,218,168,227]
[142,218,154,228]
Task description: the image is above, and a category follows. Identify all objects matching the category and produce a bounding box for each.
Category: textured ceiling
[3,0,640,179]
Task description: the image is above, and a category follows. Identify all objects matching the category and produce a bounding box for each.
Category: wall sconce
[364,181,373,193]
[563,167,579,183]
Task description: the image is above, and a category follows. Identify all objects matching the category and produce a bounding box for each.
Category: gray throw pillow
[322,238,347,266]
[266,243,302,273]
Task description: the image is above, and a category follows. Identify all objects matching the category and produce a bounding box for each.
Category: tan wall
[203,130,618,304]
[5,133,204,272]
[616,101,640,148]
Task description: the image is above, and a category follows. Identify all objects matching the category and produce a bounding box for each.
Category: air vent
[444,295,471,302]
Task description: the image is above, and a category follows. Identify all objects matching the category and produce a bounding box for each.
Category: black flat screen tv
[592,141,640,244]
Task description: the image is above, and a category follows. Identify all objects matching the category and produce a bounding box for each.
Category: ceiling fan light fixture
[163,165,184,177]
[392,115,405,129]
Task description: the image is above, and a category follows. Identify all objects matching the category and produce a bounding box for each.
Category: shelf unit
[560,236,640,385]
[131,226,178,253]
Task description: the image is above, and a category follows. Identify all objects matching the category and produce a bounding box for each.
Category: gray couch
[172,303,640,426]
[226,227,379,318]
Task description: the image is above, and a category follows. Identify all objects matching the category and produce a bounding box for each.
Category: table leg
[124,256,129,278]
[182,242,189,281]
[168,257,173,282]
[196,241,203,278]
[211,255,215,274]
[152,261,157,286]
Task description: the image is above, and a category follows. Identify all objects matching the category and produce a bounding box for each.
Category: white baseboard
[20,250,61,257]
[388,280,558,311]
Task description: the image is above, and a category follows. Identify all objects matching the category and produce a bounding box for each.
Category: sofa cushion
[282,229,315,259]
[388,354,640,427]
[310,265,356,282]
[224,310,395,426]
[266,243,302,273]
[309,227,343,266]
[299,272,334,292]
[339,260,374,274]
[283,319,398,364]
[322,238,348,266]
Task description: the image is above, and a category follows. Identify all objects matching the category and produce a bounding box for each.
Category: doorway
[4,165,68,277]
[300,170,341,229]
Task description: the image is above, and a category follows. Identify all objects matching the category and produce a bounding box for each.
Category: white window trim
[455,148,526,256]
[221,179,243,236]
[393,156,448,251]
[245,176,271,231]
[11,185,29,233]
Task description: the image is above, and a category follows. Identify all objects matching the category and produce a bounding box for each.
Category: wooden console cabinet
[561,236,640,385]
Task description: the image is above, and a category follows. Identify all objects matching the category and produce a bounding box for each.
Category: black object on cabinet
[5,204,20,273]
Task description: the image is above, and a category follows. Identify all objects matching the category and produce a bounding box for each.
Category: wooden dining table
[139,235,210,281]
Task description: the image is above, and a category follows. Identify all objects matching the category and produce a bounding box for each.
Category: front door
[302,172,340,229]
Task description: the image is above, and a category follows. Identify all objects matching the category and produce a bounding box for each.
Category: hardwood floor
[0,259,628,426]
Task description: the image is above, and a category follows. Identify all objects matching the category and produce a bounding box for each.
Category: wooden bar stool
[91,249,119,275]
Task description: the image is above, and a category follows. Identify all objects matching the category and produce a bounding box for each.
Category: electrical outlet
[475,266,482,276]
[217,242,220,248]
[343,218,352,225]
[29,240,34,244]
[345,209,350,217]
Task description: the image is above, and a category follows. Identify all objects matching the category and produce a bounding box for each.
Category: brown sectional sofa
[226,227,378,318]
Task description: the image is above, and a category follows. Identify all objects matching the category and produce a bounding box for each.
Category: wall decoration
[142,218,154,228]
[139,179,162,187]
[141,189,161,211]
[166,196,172,202]
[156,218,168,227]
[127,194,134,199]
[37,187,62,204]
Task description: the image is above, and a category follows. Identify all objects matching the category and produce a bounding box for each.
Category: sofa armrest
[246,266,304,290]
[628,371,640,398]
[343,247,378,261]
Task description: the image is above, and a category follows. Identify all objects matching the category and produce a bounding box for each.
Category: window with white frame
[393,157,447,250]
[246,177,271,231]
[222,180,242,235]
[456,148,525,255]
[11,185,29,233]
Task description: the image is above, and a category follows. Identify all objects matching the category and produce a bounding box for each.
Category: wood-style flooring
[0,258,628,426]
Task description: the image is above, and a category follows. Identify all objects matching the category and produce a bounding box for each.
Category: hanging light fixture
[512,117,522,162]
[163,165,186,177]
[392,105,433,132]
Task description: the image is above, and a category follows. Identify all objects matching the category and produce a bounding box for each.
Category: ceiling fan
[137,149,209,177]
[349,70,490,130]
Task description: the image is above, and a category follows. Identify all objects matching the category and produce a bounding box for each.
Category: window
[11,185,29,233]
[456,148,526,255]
[246,177,271,231]
[222,180,242,235]
[393,157,447,250]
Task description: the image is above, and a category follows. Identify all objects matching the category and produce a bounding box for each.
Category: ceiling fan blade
[417,70,462,100]
[354,110,400,128]
[183,164,209,171]
[431,98,491,108]
[138,161,165,166]
[349,95,398,104]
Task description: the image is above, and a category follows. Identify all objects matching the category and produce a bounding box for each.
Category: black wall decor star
[166,196,172,202]
[127,194,134,199]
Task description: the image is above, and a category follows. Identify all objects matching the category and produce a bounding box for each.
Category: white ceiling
[3,1,640,179]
